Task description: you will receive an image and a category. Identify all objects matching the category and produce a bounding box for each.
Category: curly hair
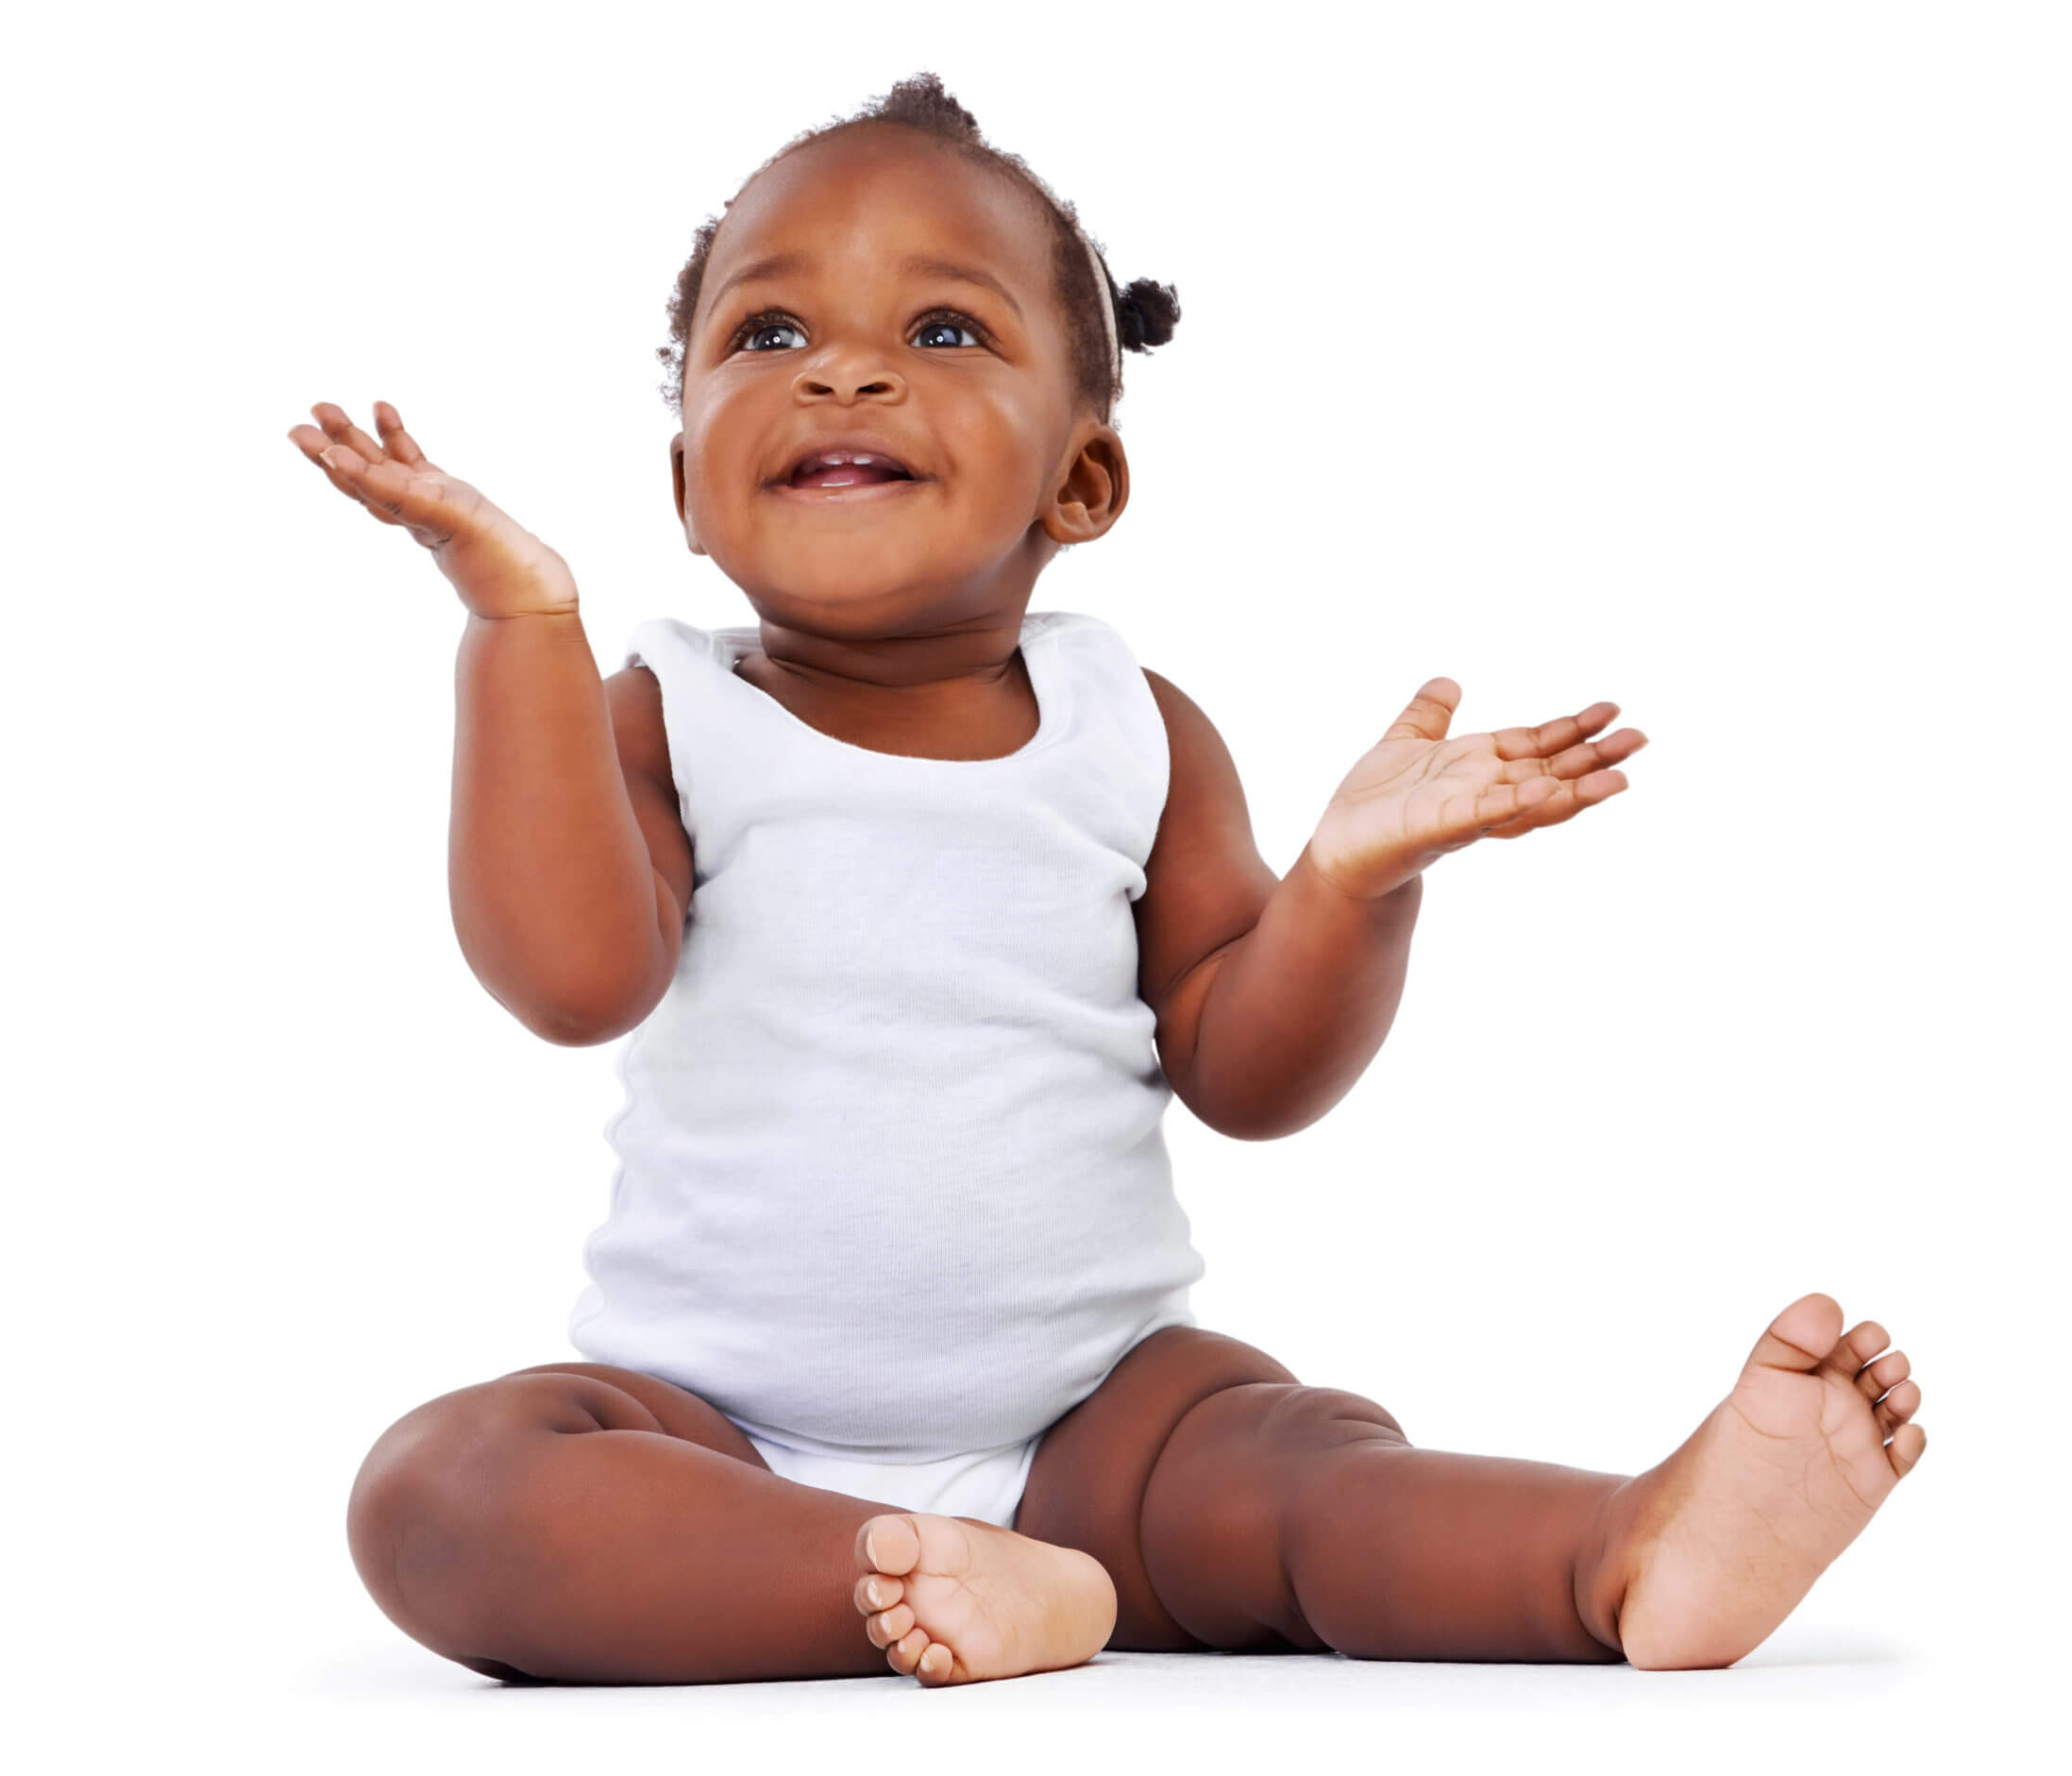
[654,73,1179,427]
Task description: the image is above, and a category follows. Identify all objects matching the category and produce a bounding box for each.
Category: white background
[6,2,2064,1769]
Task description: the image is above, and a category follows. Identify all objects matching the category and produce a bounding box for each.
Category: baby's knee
[344,1375,583,1656]
[1264,1385,1407,1447]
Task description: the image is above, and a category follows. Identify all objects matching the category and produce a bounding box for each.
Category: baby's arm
[1153,677,1643,1140]
[286,401,682,1045]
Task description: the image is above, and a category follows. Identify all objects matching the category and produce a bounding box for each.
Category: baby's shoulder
[601,665,692,888]
[603,660,670,787]
[1137,665,1196,756]
[1132,664,1239,841]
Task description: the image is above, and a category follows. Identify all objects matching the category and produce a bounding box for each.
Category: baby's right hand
[287,401,580,620]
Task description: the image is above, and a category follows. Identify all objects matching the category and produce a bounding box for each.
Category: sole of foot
[1600,1291,1928,1670]
[851,1511,1118,1685]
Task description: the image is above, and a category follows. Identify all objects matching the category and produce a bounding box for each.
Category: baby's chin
[718,522,1036,621]
[727,568,980,634]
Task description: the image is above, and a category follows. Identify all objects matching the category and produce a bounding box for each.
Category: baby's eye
[736,314,805,352]
[728,308,990,354]
[912,311,985,348]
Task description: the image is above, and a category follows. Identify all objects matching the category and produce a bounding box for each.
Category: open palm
[1307,678,1647,902]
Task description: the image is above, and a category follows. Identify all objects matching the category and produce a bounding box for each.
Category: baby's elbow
[528,1007,624,1048]
[1205,1108,1308,1142]
[485,977,649,1048]
[519,939,679,1045]
[527,985,660,1047]
[1171,1073,1305,1142]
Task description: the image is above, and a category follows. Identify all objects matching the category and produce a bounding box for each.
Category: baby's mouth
[793,463,909,489]
[779,441,923,491]
[785,448,917,490]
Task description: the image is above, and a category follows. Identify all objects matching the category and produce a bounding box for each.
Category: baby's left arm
[1134,675,1645,1142]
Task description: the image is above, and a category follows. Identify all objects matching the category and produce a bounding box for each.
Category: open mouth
[781,446,921,493]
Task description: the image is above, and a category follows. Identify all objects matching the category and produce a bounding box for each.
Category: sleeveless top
[566,608,1205,1463]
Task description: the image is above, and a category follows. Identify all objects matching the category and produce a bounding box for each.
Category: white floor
[77,1622,2030,1776]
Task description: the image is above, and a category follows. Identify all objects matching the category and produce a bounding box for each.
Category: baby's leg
[347,1362,912,1683]
[1142,1380,1632,1661]
[1030,1325,1636,1658]
[1027,1296,1926,1667]
[1243,1294,1926,1666]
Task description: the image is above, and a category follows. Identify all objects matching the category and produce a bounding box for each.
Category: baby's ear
[670,433,709,557]
[1041,423,1129,549]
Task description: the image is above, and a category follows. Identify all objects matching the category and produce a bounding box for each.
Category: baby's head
[655,73,1179,634]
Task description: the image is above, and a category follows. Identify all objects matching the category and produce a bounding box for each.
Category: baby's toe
[857,1514,923,1577]
[1856,1347,1909,1401]
[887,1625,930,1675]
[853,1571,905,1615]
[917,1640,955,1684]
[1815,1318,1890,1385]
[1875,1378,1923,1434]
[1750,1294,1846,1374]
[867,1602,916,1649]
[1886,1421,1928,1478]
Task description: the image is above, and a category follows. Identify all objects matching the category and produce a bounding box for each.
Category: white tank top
[566,608,1204,1462]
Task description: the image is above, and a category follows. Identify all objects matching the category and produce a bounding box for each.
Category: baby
[290,73,1926,1687]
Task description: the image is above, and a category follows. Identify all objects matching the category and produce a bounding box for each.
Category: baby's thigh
[345,1361,773,1676]
[1015,1327,1298,1650]
[497,1362,771,1469]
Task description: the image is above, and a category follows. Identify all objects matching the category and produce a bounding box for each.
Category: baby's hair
[654,72,1180,427]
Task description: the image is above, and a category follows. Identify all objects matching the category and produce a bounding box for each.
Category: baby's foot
[1596,1293,1928,1669]
[851,1512,1117,1685]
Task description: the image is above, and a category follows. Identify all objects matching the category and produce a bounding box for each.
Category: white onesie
[566,607,1205,1524]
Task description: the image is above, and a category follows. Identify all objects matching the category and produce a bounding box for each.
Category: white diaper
[727,1423,1046,1531]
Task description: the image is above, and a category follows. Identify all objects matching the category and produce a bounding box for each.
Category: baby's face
[672,125,1124,630]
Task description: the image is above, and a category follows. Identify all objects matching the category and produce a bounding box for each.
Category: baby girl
[289,73,1926,1686]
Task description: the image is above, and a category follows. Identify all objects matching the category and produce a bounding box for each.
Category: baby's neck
[732,610,1042,764]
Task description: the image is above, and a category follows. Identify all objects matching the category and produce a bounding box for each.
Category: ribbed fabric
[567,608,1205,1463]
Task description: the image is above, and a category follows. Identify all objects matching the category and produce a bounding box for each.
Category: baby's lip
[774,437,923,485]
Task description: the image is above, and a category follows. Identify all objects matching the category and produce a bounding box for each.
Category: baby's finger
[1485,769,1629,837]
[290,430,379,504]
[310,401,387,465]
[293,432,456,535]
[1438,774,1557,837]
[1380,677,1461,744]
[1497,727,1647,787]
[371,400,434,470]
[1491,701,1620,764]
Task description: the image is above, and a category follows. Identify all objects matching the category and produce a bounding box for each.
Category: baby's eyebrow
[898,257,1023,321]
[707,251,1023,322]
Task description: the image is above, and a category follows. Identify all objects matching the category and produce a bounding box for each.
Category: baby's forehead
[712,128,1057,314]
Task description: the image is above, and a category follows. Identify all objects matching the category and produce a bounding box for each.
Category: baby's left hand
[1306,679,1647,903]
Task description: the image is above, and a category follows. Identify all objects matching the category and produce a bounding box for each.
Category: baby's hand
[1306,679,1647,903]
[286,401,579,620]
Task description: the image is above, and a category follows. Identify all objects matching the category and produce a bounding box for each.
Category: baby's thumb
[1380,677,1461,743]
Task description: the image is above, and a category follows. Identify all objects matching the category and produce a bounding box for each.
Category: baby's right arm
[287,401,686,1045]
